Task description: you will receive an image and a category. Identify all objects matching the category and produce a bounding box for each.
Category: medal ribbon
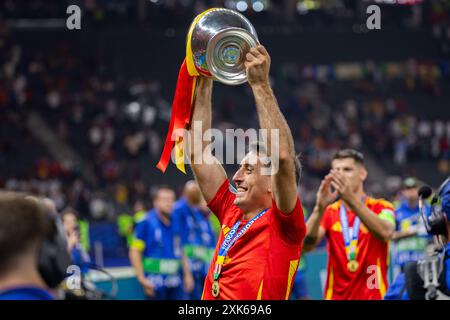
[213,209,268,281]
[339,197,366,262]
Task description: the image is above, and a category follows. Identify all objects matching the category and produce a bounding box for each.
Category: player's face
[154,189,175,216]
[331,158,367,192]
[232,152,271,212]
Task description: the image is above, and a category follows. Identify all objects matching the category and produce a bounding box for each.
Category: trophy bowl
[189,8,259,85]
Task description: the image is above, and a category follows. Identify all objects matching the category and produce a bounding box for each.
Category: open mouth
[236,186,248,196]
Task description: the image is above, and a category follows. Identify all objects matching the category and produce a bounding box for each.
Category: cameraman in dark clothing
[386,177,450,300]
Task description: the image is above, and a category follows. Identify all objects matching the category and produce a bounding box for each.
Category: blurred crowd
[0,0,449,31]
[0,0,449,222]
[1,32,450,220]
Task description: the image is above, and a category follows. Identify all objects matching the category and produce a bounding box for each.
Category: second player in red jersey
[304,149,396,300]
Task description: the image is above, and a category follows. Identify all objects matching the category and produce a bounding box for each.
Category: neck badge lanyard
[340,197,366,273]
[211,208,268,298]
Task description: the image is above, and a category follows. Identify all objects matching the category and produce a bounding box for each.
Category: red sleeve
[207,179,236,225]
[271,197,306,245]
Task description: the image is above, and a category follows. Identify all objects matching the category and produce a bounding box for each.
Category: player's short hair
[0,191,53,274]
[332,149,365,166]
[248,141,302,185]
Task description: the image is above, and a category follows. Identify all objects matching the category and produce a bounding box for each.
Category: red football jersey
[320,197,395,300]
[202,180,306,300]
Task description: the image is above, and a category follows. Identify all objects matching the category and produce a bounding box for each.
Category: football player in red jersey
[304,149,396,300]
[188,45,306,300]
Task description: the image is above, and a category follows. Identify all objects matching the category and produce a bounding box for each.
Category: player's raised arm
[303,174,336,252]
[245,45,297,214]
[188,77,227,203]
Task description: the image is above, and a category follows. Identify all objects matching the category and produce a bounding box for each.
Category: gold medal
[211,280,220,298]
[347,260,359,273]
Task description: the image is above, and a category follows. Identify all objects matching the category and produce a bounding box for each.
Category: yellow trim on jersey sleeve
[325,267,334,300]
[378,199,395,210]
[331,221,342,232]
[130,238,146,252]
[367,197,395,210]
[285,259,299,300]
[377,258,387,298]
[257,280,264,300]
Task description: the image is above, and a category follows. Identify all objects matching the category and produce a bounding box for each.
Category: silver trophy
[189,8,259,85]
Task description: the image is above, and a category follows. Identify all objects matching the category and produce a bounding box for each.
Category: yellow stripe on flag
[175,139,186,173]
[171,8,214,174]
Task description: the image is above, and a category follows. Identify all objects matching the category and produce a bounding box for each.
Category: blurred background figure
[129,185,192,300]
[62,207,91,275]
[117,200,147,249]
[392,178,432,273]
[0,192,56,300]
[385,177,432,299]
[173,181,216,299]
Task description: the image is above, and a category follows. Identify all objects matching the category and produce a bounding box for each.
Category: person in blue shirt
[392,178,432,271]
[0,192,55,300]
[172,181,216,299]
[385,177,431,300]
[129,185,193,300]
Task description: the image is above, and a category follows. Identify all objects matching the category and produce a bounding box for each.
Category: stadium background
[1,0,450,299]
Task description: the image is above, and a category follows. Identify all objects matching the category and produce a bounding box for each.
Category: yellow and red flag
[156,8,215,173]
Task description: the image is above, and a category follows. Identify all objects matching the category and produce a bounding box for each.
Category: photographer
[386,177,450,300]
